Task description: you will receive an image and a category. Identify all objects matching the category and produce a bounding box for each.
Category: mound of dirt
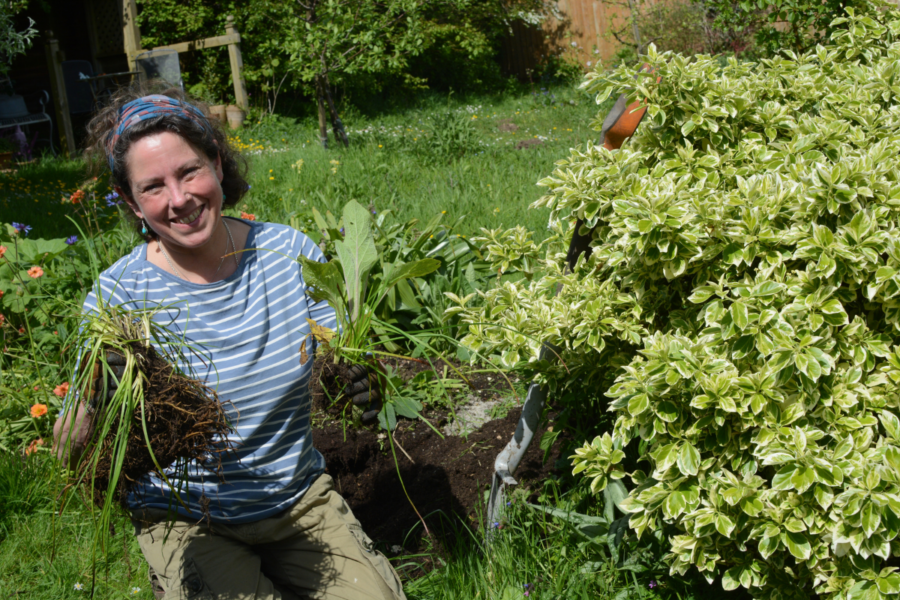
[314,406,563,560]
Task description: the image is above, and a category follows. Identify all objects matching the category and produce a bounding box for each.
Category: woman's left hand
[344,363,382,425]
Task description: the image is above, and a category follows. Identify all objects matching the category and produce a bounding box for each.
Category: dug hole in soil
[313,358,565,571]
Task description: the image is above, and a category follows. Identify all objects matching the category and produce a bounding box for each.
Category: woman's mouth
[174,206,203,225]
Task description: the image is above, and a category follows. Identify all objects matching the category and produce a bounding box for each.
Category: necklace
[159,219,238,282]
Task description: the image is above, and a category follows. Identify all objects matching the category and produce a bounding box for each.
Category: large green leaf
[383,258,441,290]
[298,255,344,310]
[334,200,378,321]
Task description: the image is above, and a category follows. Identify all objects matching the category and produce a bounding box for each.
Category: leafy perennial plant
[451,3,900,598]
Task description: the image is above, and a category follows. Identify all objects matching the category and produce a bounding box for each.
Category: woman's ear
[215,151,223,182]
[117,186,142,219]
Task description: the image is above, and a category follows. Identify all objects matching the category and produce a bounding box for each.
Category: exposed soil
[309,349,357,416]
[314,404,563,567]
[516,138,545,150]
[80,343,232,509]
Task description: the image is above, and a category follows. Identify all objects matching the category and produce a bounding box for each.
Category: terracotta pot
[226,105,246,130]
[209,104,227,123]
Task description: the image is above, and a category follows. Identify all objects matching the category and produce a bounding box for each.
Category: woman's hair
[84,83,248,241]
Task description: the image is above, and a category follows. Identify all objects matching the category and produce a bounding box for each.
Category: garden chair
[0,83,55,157]
[486,81,652,531]
[61,60,97,116]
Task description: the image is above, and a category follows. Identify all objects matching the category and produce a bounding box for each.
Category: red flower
[25,438,45,455]
[27,266,44,279]
[30,404,48,418]
[0,245,6,259]
[53,382,70,398]
[70,190,85,204]
[241,212,257,221]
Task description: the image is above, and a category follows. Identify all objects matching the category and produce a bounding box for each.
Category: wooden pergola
[46,0,249,157]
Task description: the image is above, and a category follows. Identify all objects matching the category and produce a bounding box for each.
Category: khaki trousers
[132,473,407,600]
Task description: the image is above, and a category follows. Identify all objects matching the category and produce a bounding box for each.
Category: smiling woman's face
[123,131,224,253]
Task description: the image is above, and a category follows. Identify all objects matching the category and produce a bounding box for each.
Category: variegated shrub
[448,4,900,598]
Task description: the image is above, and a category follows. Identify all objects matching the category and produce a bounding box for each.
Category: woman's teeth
[176,207,203,224]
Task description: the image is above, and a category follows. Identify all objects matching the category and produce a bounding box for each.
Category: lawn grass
[0,452,153,599]
[0,83,605,242]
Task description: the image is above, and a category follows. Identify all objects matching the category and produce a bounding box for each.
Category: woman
[53,89,404,600]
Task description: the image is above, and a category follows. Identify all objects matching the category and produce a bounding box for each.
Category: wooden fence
[501,0,639,78]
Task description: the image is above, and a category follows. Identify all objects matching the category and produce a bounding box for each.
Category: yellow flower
[269,177,274,180]
[442,211,447,214]
[378,145,383,148]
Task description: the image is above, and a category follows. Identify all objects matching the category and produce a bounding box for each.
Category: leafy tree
[136,0,549,142]
[280,0,549,148]
[453,3,900,598]
[0,0,36,80]
[136,0,294,110]
[703,0,871,57]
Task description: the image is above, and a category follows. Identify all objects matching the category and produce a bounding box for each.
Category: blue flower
[649,580,658,589]
[492,521,500,528]
[12,222,31,236]
[104,191,120,207]
[340,227,345,236]
[66,235,78,245]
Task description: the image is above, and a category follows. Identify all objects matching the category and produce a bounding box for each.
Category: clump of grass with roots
[57,290,233,585]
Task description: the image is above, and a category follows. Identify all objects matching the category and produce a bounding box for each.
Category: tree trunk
[625,0,643,56]
[322,72,349,148]
[315,75,329,149]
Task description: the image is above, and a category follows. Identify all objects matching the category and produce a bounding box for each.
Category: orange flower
[70,189,85,204]
[30,404,48,418]
[53,381,70,398]
[27,266,44,278]
[25,438,45,455]
[241,212,257,221]
[0,314,5,326]
[0,245,6,259]
[0,290,4,298]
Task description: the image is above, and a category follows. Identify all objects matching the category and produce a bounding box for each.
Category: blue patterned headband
[106,95,211,171]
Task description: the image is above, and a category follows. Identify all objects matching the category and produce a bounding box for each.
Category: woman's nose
[168,182,190,208]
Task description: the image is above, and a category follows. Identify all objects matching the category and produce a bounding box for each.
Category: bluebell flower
[492,522,500,528]
[66,235,78,245]
[12,222,31,236]
[104,191,120,207]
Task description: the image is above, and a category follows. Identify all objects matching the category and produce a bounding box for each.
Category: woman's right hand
[52,351,126,466]
[53,402,93,466]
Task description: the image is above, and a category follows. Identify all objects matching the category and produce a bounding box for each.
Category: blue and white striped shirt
[83,219,335,523]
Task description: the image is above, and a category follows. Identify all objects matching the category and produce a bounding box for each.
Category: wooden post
[45,32,76,158]
[225,16,249,110]
[122,0,142,70]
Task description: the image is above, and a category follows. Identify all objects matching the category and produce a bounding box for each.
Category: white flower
[570,41,577,47]
[74,583,84,591]
[587,61,592,66]
[131,587,142,594]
